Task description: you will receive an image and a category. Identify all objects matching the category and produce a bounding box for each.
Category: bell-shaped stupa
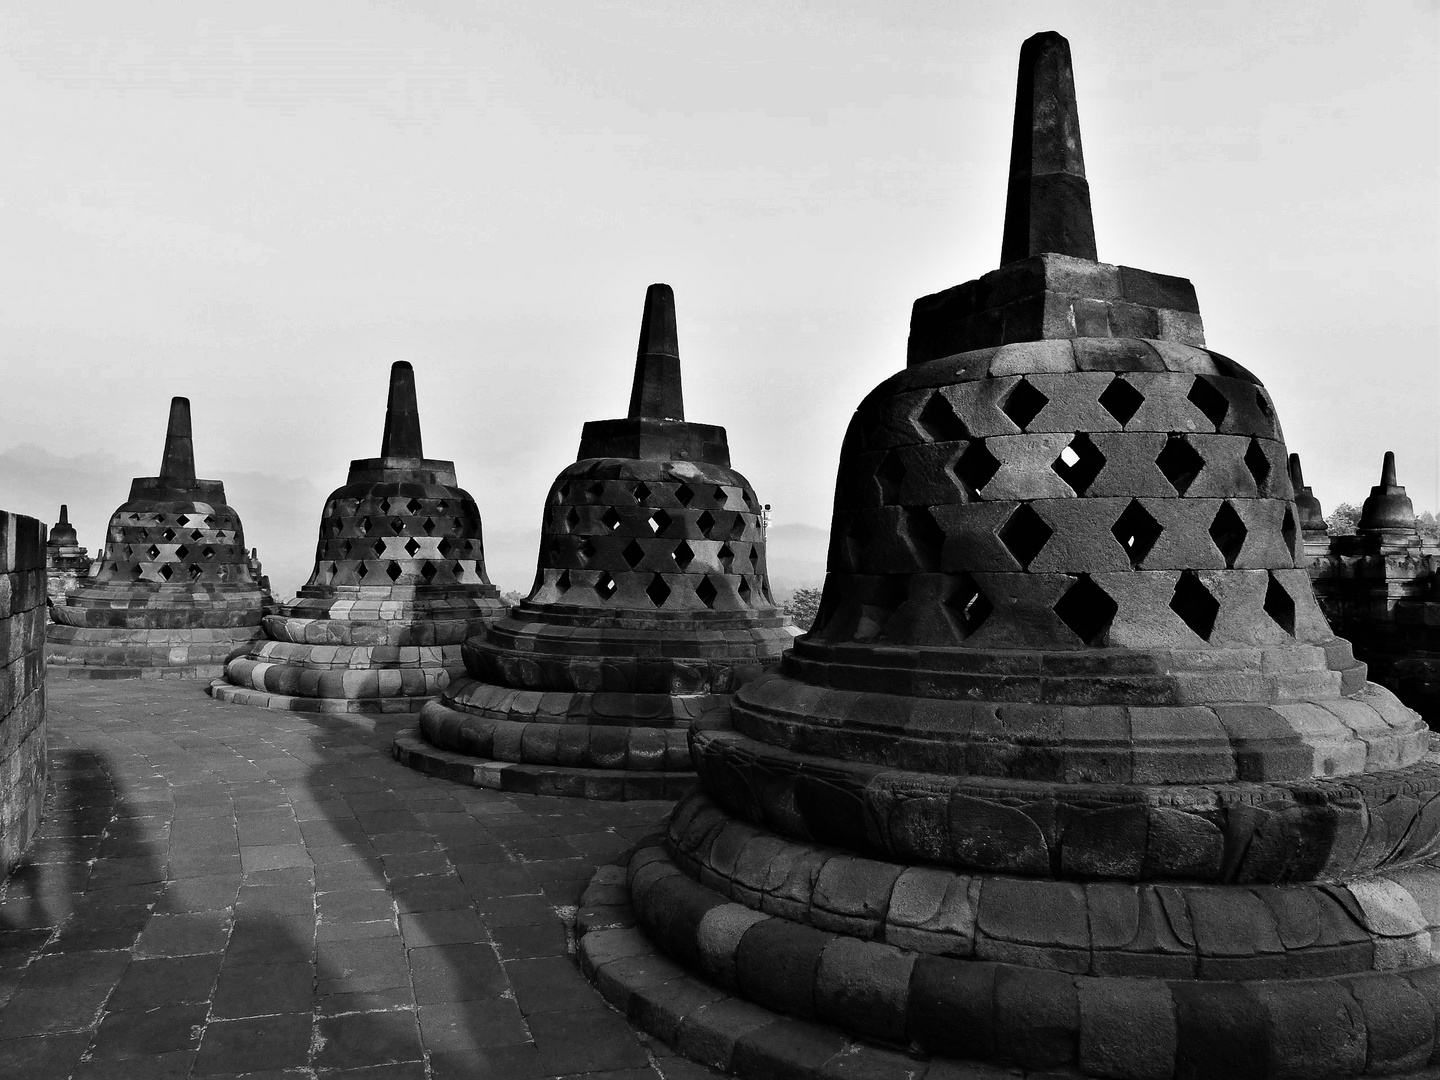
[396,285,796,799]
[1288,452,1330,565]
[212,362,507,713]
[576,33,1440,1080]
[48,398,271,678]
[44,503,92,613]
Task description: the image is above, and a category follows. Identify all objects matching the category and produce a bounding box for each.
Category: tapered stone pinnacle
[1000,31,1098,265]
[58,504,69,525]
[1381,450,1398,487]
[1288,454,1306,490]
[159,397,196,485]
[628,284,684,422]
[380,361,424,459]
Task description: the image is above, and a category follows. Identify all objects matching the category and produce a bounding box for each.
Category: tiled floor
[0,680,719,1079]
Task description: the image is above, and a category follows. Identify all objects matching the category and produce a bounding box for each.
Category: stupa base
[208,681,433,714]
[577,792,1440,1079]
[48,662,226,681]
[392,730,695,801]
[46,625,265,681]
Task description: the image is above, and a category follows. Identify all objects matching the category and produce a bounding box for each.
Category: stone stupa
[576,33,1440,1080]
[48,397,271,678]
[395,284,796,799]
[212,361,507,713]
[1289,452,1330,565]
[44,503,92,613]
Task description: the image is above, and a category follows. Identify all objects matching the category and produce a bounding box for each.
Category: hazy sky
[0,1,1435,595]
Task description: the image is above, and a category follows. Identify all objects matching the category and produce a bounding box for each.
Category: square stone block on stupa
[573,33,1440,1080]
[47,397,273,679]
[393,284,799,800]
[210,361,508,714]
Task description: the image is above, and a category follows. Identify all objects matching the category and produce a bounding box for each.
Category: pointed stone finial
[628,284,684,422]
[159,397,197,485]
[1359,450,1416,532]
[58,504,69,524]
[380,361,424,459]
[1000,31,1098,265]
[1288,454,1305,491]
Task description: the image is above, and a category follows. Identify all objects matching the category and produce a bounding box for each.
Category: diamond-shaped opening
[676,483,695,507]
[1188,376,1230,429]
[602,508,622,533]
[175,545,189,561]
[566,507,581,531]
[405,537,421,557]
[904,506,946,571]
[595,572,617,600]
[215,530,227,540]
[997,503,1053,570]
[672,540,695,571]
[437,537,453,557]
[876,451,906,505]
[1171,571,1220,641]
[917,392,969,442]
[385,561,401,582]
[1156,436,1205,495]
[953,440,1001,500]
[1111,500,1162,569]
[379,499,392,515]
[406,498,422,514]
[340,539,353,558]
[176,514,189,526]
[158,564,173,581]
[738,578,752,604]
[1208,502,1248,569]
[633,482,651,503]
[436,500,449,514]
[190,529,204,541]
[557,569,572,593]
[718,544,735,572]
[189,564,204,580]
[131,564,144,580]
[1099,376,1144,426]
[372,539,387,558]
[423,517,436,534]
[695,576,718,609]
[579,538,595,562]
[1281,507,1298,560]
[713,485,727,503]
[202,546,214,559]
[729,514,747,540]
[1255,390,1273,419]
[357,562,369,579]
[360,515,373,533]
[162,528,176,542]
[1051,433,1106,495]
[589,481,606,497]
[697,510,717,537]
[147,545,160,560]
[650,509,672,536]
[452,562,465,577]
[204,515,215,525]
[645,573,671,607]
[1054,574,1118,645]
[420,562,438,583]
[622,539,646,568]
[945,572,992,636]
[154,514,166,525]
[1001,378,1049,431]
[1245,438,1271,494]
[390,517,404,533]
[749,546,760,570]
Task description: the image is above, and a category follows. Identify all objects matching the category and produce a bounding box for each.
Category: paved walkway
[0,680,718,1079]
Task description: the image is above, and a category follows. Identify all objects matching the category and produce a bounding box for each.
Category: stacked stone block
[212,362,507,713]
[576,32,1440,1080]
[396,285,796,799]
[0,511,46,875]
[1313,453,1440,726]
[47,397,270,679]
[43,503,91,616]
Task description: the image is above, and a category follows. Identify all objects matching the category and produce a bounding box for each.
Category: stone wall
[1,511,47,874]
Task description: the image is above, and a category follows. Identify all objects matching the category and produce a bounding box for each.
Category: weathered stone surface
[0,510,46,875]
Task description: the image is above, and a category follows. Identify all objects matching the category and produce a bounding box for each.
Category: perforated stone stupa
[395,284,795,799]
[48,397,271,679]
[576,34,1440,1080]
[211,362,506,714]
[44,503,92,614]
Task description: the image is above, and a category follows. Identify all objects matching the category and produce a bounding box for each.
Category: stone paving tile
[0,680,715,1077]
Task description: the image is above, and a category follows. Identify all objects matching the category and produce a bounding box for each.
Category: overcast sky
[0,1,1435,595]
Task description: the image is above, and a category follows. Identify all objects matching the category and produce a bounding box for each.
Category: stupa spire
[380,361,424,459]
[159,397,196,485]
[627,283,684,421]
[58,504,68,525]
[1000,31,1097,265]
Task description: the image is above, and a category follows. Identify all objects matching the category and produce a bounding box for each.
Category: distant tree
[1327,503,1361,534]
[786,587,823,632]
[500,589,527,607]
[1419,511,1439,538]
